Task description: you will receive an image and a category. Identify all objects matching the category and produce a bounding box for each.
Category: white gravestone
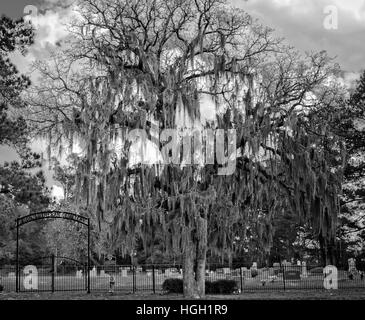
[223,268,230,275]
[120,268,128,277]
[348,258,356,272]
[273,263,280,276]
[166,268,176,277]
[241,267,250,278]
[301,261,308,278]
[250,263,258,278]
[76,270,83,278]
[90,267,97,277]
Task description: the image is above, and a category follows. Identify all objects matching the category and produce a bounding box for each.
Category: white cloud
[30,10,71,47]
[9,5,75,78]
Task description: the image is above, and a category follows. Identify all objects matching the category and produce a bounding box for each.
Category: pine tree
[334,70,365,259]
[0,15,33,147]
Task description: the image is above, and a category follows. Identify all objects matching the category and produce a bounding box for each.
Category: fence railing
[1,264,364,293]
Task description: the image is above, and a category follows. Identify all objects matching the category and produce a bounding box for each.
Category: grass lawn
[1,289,365,300]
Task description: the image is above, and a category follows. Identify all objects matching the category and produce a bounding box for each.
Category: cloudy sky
[0,0,364,197]
[1,0,364,72]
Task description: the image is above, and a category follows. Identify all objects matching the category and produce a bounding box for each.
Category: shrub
[211,280,238,294]
[205,280,214,294]
[162,279,238,294]
[251,269,258,278]
[162,278,183,293]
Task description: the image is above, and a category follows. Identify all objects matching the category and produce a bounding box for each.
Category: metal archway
[15,211,91,293]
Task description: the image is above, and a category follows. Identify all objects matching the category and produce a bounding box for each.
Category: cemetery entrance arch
[15,211,91,293]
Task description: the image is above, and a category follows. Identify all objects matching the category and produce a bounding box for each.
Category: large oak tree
[26,0,344,297]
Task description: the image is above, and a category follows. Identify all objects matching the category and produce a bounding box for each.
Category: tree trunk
[319,234,336,266]
[195,216,207,297]
[183,232,199,298]
[182,215,207,298]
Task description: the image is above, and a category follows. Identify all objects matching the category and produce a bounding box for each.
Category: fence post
[152,265,156,294]
[132,265,136,293]
[282,265,286,291]
[51,254,55,293]
[87,219,90,294]
[240,267,243,293]
[16,219,19,293]
[84,264,87,291]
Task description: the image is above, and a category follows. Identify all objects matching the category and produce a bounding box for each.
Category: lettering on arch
[17,211,89,227]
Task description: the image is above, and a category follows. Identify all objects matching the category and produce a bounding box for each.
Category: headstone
[273,263,280,275]
[223,268,230,274]
[348,258,356,272]
[233,268,240,276]
[120,267,128,277]
[282,261,292,272]
[90,267,97,277]
[167,268,176,277]
[100,270,106,277]
[301,261,308,278]
[250,263,258,278]
[241,267,250,278]
[76,270,83,278]
[297,260,301,266]
[283,261,291,266]
[104,257,116,273]
[250,262,258,277]
[284,270,301,280]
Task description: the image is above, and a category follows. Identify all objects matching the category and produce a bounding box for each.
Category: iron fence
[1,263,364,294]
